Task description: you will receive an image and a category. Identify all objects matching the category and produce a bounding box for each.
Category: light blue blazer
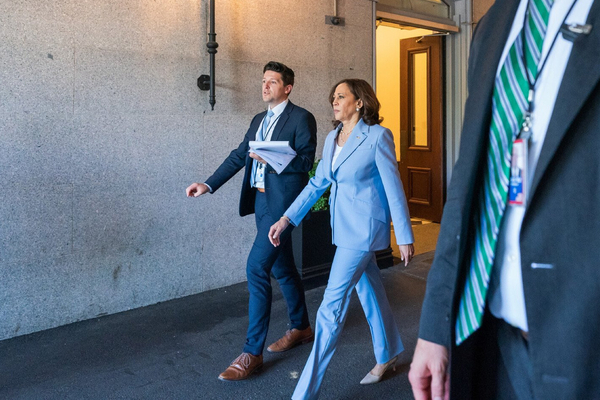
[285,119,414,252]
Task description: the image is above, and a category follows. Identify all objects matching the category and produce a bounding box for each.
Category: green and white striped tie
[455,0,554,345]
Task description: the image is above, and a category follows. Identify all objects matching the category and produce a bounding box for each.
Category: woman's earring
[356,107,360,112]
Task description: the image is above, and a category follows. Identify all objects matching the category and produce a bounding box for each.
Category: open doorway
[376,22,445,223]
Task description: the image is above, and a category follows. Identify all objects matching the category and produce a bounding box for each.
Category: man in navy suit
[186,61,317,381]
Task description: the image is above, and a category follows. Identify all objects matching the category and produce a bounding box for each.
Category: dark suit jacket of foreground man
[206,101,317,216]
[417,0,600,398]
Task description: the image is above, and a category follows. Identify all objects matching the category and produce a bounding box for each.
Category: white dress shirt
[331,143,343,169]
[489,0,594,331]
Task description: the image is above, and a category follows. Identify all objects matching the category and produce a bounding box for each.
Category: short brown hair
[264,61,295,87]
[328,79,383,127]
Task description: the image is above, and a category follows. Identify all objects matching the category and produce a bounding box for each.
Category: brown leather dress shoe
[218,352,263,381]
[267,326,314,353]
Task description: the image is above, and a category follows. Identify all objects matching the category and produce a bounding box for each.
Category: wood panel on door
[399,36,444,222]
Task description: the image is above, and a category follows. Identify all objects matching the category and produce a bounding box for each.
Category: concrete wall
[0,0,374,340]
[473,0,496,24]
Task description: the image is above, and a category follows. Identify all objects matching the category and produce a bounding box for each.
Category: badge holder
[507,0,583,207]
[509,110,531,207]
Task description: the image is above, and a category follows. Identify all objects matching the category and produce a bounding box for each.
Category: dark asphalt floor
[0,251,434,400]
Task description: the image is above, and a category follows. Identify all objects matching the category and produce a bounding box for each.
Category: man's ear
[284,85,293,95]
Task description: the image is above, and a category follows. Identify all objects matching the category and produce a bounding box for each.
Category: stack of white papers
[249,141,297,174]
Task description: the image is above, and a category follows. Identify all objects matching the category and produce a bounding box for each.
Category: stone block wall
[0,0,373,340]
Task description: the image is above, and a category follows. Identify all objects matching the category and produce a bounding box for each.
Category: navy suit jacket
[205,101,317,218]
[418,0,600,398]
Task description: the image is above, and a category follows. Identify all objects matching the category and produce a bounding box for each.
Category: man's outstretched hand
[186,183,210,197]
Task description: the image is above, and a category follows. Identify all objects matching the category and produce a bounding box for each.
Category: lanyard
[519,0,579,139]
[260,112,282,141]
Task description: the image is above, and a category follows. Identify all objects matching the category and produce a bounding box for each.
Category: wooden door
[399,36,444,222]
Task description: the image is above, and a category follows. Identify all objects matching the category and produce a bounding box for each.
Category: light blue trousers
[292,247,404,400]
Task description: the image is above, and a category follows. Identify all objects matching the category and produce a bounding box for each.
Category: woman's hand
[399,243,415,266]
[269,217,291,247]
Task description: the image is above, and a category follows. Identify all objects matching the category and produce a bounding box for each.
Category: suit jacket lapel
[270,101,293,142]
[245,112,265,166]
[253,111,267,138]
[449,0,521,294]
[459,0,522,183]
[529,1,600,200]
[332,120,367,172]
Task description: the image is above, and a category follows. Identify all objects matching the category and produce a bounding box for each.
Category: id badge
[509,139,528,206]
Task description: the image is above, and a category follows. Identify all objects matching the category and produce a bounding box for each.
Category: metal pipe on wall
[198,0,218,109]
[326,0,344,26]
[207,0,218,110]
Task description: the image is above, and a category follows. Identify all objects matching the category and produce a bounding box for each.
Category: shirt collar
[268,99,288,118]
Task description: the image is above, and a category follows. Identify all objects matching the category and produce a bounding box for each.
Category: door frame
[399,35,444,222]
[372,2,474,192]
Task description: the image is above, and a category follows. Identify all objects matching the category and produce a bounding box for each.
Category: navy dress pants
[243,191,310,356]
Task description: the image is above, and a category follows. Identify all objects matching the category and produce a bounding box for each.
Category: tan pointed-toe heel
[360,356,398,385]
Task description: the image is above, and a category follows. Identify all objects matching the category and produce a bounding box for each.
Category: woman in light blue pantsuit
[269,79,415,399]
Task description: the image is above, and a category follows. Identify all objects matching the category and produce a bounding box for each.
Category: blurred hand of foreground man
[409,338,450,400]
